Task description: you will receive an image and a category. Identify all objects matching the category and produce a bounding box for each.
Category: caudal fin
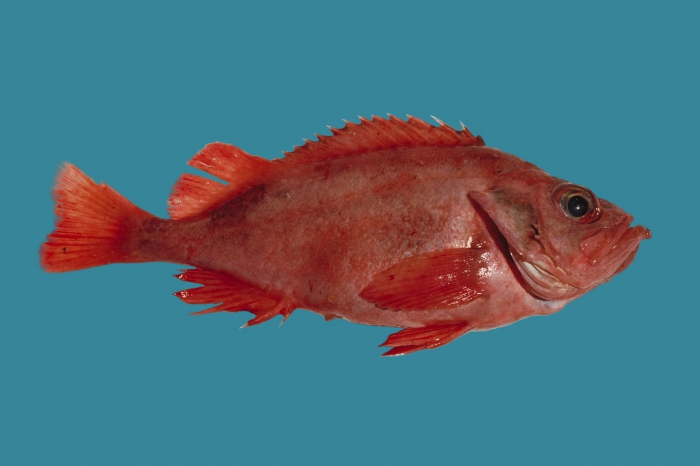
[40,163,154,272]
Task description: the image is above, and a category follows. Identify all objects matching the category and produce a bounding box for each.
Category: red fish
[40,116,651,356]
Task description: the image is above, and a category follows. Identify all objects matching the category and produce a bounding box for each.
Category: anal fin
[380,323,473,356]
[174,267,295,326]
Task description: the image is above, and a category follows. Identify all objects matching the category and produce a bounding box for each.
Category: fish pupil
[567,195,588,217]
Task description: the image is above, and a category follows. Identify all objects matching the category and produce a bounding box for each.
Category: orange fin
[169,117,483,218]
[40,164,154,272]
[168,142,274,220]
[174,267,295,326]
[283,115,485,165]
[360,248,492,311]
[380,323,473,356]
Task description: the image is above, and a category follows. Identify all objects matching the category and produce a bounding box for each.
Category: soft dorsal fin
[282,115,485,164]
[168,142,273,219]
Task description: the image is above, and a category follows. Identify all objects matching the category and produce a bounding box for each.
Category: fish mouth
[588,222,651,267]
[511,221,651,301]
[510,251,580,300]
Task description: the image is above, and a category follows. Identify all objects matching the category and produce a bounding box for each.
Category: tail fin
[40,163,154,272]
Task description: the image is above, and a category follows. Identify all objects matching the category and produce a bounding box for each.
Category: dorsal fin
[168,142,273,219]
[282,115,485,164]
[169,116,484,219]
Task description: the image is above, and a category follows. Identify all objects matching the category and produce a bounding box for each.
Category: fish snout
[638,225,652,240]
[611,225,650,275]
[580,215,650,267]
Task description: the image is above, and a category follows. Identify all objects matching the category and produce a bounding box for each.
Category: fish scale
[40,115,650,356]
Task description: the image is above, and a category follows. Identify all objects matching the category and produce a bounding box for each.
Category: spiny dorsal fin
[282,115,485,164]
[168,142,273,219]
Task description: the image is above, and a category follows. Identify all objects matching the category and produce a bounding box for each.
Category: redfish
[40,116,650,356]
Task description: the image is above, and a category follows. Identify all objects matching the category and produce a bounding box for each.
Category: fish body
[41,116,650,355]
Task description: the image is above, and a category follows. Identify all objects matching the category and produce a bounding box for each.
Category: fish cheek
[469,189,539,256]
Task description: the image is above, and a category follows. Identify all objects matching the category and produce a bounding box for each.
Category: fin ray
[169,117,483,219]
[360,248,492,311]
[283,115,484,164]
[175,267,295,326]
[168,143,274,220]
[380,323,473,356]
[40,164,154,272]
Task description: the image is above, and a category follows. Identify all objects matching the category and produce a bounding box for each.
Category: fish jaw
[509,250,580,300]
[507,220,650,300]
[611,225,651,275]
[580,217,651,267]
[584,223,651,280]
[510,221,651,300]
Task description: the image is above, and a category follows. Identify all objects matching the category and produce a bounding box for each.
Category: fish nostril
[531,225,540,239]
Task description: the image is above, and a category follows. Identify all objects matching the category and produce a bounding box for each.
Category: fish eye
[567,195,588,217]
[553,184,600,223]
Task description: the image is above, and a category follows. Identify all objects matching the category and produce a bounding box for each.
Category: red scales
[41,116,650,355]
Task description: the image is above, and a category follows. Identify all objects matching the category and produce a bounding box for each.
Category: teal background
[2,1,698,464]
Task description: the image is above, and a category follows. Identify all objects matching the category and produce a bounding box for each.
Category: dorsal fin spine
[282,115,483,165]
[397,116,430,143]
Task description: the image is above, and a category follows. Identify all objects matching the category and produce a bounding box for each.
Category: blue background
[2,1,698,464]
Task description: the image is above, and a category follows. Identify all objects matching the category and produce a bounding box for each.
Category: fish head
[470,169,651,301]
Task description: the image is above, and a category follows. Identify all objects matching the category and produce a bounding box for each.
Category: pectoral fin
[360,248,492,311]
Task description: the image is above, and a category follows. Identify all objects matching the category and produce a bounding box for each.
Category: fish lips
[580,215,637,266]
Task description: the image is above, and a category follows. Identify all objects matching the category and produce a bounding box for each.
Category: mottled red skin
[125,144,642,331]
[41,118,651,355]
